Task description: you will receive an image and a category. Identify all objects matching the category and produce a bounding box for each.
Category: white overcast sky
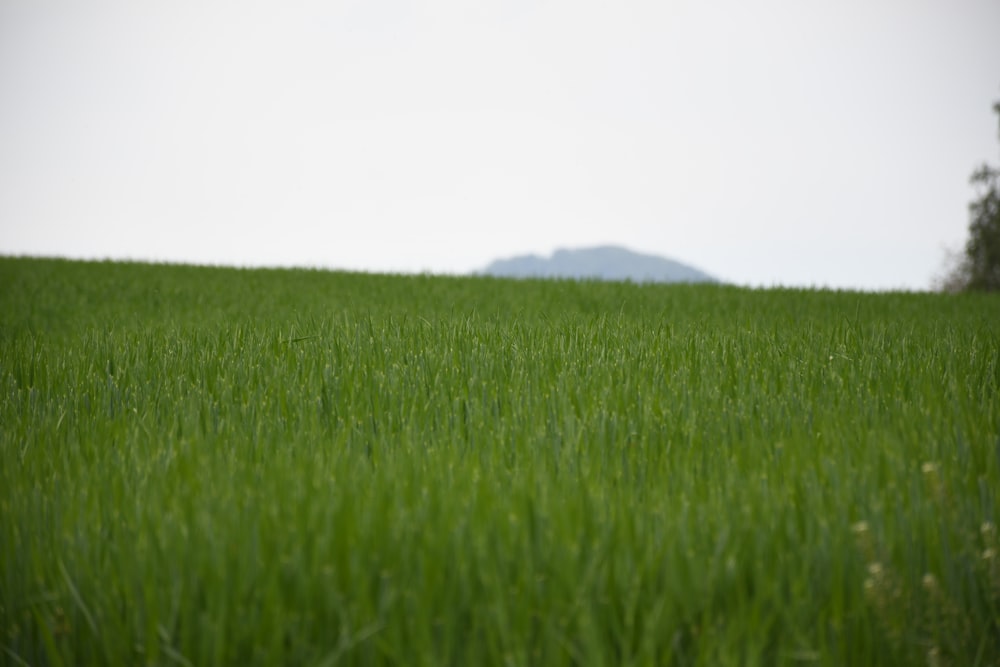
[2,0,999,290]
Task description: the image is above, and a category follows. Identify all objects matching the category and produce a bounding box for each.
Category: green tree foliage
[946,99,1000,291]
[966,158,1000,290]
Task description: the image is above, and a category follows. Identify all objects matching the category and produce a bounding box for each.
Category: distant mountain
[480,245,717,284]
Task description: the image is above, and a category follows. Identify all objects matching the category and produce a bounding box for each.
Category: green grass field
[1,256,998,666]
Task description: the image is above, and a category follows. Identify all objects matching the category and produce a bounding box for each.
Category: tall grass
[1,257,998,665]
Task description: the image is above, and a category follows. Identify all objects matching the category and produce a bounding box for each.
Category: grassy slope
[1,257,998,666]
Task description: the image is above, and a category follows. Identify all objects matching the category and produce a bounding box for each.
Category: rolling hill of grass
[1,256,998,666]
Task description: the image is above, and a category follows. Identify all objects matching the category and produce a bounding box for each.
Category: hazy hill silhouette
[480,245,717,284]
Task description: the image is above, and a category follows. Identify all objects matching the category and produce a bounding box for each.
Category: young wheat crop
[1,257,998,666]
